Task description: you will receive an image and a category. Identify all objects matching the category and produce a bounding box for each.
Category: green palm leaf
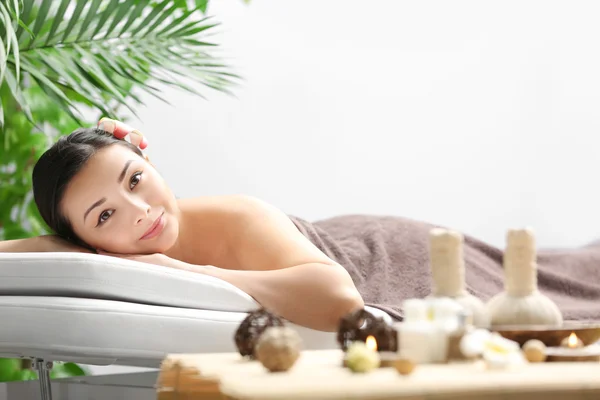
[60,0,87,43]
[30,0,51,39]
[44,0,70,46]
[1,0,239,128]
[0,0,20,97]
[75,0,103,42]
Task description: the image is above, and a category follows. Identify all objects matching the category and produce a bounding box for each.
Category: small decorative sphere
[394,358,415,376]
[234,308,285,359]
[344,341,380,373]
[255,326,302,372]
[522,339,547,363]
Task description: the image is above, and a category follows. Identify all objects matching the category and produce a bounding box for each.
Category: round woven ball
[234,308,284,358]
[337,308,397,352]
[255,326,302,372]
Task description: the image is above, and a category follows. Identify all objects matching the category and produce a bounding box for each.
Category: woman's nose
[134,203,151,225]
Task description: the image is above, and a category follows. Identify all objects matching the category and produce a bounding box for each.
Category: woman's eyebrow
[117,160,135,183]
[84,198,106,222]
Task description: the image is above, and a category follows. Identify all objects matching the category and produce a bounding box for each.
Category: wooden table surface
[156,349,600,400]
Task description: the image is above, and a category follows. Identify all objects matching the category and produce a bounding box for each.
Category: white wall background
[127,0,600,249]
[85,0,600,375]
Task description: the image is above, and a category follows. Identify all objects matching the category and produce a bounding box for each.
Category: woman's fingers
[97,118,148,150]
[129,129,148,149]
[97,118,117,134]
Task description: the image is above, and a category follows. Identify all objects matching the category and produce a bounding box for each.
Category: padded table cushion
[0,252,258,312]
[0,253,392,367]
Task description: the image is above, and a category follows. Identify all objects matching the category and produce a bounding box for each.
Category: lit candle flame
[568,332,578,348]
[365,335,377,352]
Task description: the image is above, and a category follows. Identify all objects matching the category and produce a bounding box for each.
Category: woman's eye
[130,172,142,189]
[97,210,114,226]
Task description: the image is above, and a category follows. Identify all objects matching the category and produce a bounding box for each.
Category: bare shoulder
[176,194,278,220]
[177,194,294,237]
[175,195,332,271]
[172,195,297,268]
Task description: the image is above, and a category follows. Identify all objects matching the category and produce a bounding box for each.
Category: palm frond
[44,0,71,46]
[2,68,31,122]
[0,91,4,128]
[60,0,87,43]
[75,0,103,42]
[196,0,209,13]
[0,0,20,96]
[30,0,52,41]
[1,0,239,127]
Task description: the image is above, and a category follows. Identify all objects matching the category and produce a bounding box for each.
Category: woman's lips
[140,213,165,240]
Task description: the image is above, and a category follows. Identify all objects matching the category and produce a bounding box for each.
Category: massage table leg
[32,358,53,400]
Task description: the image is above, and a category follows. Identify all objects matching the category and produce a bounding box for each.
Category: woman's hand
[97,118,148,150]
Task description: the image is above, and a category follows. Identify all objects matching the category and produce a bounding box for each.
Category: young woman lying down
[2,119,600,332]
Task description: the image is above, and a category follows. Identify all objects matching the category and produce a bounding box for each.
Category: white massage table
[0,252,392,399]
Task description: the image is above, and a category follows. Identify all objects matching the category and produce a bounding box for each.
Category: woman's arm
[198,262,364,332]
[199,195,364,332]
[103,249,361,332]
[0,235,92,253]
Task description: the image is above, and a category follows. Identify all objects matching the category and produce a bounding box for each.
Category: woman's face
[61,144,180,254]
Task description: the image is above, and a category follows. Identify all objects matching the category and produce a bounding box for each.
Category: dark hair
[32,128,144,248]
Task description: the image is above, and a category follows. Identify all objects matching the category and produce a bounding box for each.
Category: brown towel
[289,215,600,322]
